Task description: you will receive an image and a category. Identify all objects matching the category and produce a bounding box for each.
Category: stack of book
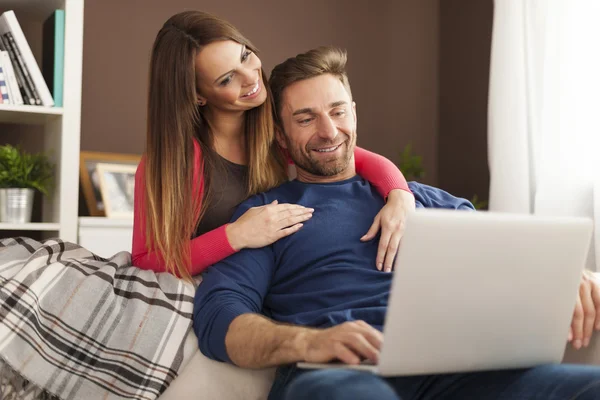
[0,10,64,107]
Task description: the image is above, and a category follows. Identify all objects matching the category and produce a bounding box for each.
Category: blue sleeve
[407,182,475,211]
[192,194,275,363]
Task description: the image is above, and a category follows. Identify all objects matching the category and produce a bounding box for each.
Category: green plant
[397,143,425,181]
[0,145,54,196]
[397,143,489,210]
[470,194,488,211]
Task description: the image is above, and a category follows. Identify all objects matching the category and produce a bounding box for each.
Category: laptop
[298,209,594,376]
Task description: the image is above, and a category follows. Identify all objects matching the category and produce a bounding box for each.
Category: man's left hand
[361,189,416,272]
[569,270,600,350]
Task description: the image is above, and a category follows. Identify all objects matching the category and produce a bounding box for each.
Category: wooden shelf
[0,222,60,231]
[0,0,84,242]
[79,217,133,228]
[0,104,63,125]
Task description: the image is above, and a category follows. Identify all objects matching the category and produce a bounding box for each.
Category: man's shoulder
[407,181,475,210]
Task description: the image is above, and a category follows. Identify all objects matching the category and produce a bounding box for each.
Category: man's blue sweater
[193,177,474,363]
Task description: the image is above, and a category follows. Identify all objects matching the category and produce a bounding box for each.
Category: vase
[0,188,35,223]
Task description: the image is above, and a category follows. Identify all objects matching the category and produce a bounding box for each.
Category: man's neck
[295,163,357,184]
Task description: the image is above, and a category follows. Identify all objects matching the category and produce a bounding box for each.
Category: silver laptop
[298,209,593,376]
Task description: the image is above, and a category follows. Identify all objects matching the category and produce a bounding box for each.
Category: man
[193,47,600,399]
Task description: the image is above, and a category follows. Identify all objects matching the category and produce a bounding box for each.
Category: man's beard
[287,135,354,177]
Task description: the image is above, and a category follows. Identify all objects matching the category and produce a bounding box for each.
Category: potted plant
[0,145,54,223]
[397,143,488,210]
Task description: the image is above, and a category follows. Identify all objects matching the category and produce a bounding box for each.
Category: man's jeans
[268,364,600,400]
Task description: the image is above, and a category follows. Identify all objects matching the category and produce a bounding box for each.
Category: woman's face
[195,40,267,112]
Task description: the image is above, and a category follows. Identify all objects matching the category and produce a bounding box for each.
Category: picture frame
[79,151,141,217]
[95,163,138,219]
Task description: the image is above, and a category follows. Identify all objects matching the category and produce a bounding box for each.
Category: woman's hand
[226,200,314,251]
[361,189,416,272]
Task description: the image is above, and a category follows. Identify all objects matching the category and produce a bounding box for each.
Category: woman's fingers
[383,231,401,272]
[376,228,392,271]
[278,213,313,231]
[361,214,381,242]
[276,223,304,240]
[275,205,314,223]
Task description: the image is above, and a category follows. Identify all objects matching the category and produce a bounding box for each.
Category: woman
[132,11,415,281]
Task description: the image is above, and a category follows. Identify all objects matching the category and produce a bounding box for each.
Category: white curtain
[488,0,600,271]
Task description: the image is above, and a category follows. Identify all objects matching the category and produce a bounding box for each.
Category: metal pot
[0,188,35,223]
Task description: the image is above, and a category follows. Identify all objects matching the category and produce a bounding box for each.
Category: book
[0,63,8,104]
[0,34,34,105]
[0,50,23,105]
[43,10,65,107]
[0,10,54,106]
[4,32,40,105]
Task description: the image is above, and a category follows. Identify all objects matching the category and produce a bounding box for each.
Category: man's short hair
[269,46,352,126]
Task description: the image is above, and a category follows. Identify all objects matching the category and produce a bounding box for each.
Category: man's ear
[352,101,357,124]
[275,125,288,149]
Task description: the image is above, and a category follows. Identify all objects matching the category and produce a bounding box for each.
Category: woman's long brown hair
[145,11,287,281]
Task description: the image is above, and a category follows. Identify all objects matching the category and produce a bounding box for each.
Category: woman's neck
[205,107,247,165]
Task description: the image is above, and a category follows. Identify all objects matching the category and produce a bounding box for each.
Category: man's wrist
[292,327,317,361]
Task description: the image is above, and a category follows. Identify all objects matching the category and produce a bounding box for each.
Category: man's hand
[302,321,384,365]
[569,270,600,349]
[361,189,416,272]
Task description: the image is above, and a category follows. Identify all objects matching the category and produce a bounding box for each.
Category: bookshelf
[0,0,83,242]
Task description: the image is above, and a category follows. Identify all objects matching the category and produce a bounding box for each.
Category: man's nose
[317,116,338,141]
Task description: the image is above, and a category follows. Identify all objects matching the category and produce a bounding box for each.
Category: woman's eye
[242,51,252,62]
[220,76,233,86]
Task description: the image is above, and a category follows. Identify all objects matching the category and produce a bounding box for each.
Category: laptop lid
[378,209,593,376]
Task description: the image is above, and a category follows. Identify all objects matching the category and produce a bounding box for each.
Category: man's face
[278,74,357,180]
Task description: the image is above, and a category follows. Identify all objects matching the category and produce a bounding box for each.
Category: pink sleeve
[131,144,237,277]
[354,146,412,198]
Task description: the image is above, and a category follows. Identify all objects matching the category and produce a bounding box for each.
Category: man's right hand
[302,321,383,365]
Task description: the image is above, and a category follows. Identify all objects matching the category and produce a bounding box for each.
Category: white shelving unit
[0,0,83,242]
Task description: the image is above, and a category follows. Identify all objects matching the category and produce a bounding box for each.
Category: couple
[192,45,600,400]
[133,11,600,400]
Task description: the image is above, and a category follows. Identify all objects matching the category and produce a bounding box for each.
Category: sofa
[160,273,600,400]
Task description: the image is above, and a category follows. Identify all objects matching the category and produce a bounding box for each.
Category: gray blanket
[0,237,197,400]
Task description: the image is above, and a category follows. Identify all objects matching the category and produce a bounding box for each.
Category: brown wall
[80,0,440,184]
[438,0,493,202]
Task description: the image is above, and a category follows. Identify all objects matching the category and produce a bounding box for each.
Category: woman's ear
[197,93,207,106]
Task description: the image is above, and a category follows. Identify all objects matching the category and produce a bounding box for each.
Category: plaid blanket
[0,237,197,400]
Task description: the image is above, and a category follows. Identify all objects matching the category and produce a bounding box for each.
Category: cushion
[159,349,276,400]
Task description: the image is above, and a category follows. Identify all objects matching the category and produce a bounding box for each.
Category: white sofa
[161,338,600,400]
[161,273,600,400]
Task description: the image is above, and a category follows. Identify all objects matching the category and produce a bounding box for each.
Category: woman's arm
[132,149,312,277]
[131,158,237,276]
[353,146,412,198]
[353,146,417,272]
